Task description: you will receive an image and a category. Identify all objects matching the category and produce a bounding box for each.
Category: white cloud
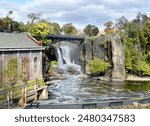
[0,0,150,29]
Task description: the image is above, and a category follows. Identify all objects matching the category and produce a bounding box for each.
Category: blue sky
[0,0,150,29]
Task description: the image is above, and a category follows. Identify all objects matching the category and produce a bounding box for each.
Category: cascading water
[57,42,81,73]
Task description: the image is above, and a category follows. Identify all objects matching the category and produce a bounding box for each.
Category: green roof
[0,32,39,48]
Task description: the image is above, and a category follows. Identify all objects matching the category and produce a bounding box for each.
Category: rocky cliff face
[107,34,125,81]
[81,33,125,81]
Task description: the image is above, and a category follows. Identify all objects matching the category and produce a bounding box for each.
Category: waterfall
[61,46,71,65]
[57,42,81,73]
[57,47,64,68]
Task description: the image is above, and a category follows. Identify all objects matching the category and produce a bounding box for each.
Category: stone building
[0,32,45,86]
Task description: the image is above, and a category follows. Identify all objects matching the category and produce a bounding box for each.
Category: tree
[28,21,55,43]
[27,12,41,24]
[142,22,150,53]
[0,10,20,32]
[83,24,99,37]
[51,22,61,34]
[104,21,113,30]
[61,23,77,35]
[18,22,28,32]
[115,16,129,34]
[1,16,12,31]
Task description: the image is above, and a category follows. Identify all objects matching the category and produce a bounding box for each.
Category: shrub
[88,58,110,76]
[133,61,150,76]
[47,61,58,76]
[144,52,150,64]
[124,49,132,72]
[50,61,58,66]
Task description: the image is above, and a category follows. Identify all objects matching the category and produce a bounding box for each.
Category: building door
[21,57,30,82]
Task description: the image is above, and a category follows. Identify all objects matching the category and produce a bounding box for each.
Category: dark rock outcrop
[93,36,107,60]
[84,38,93,62]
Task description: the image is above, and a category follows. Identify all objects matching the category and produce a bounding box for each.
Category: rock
[57,69,64,74]
[133,102,141,107]
[38,87,48,100]
[67,67,76,75]
[56,75,66,80]
[96,76,111,81]
[93,36,107,59]
[107,34,125,81]
[84,38,93,62]
[82,74,89,78]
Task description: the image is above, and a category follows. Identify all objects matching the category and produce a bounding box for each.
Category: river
[39,74,150,105]
[39,41,150,105]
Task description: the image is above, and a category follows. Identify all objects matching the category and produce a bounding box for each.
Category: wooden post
[18,88,25,106]
[34,83,37,101]
[21,88,24,97]
[24,86,27,104]
[10,91,13,105]
[7,92,10,109]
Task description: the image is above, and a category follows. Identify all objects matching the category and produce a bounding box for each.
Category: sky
[0,0,150,29]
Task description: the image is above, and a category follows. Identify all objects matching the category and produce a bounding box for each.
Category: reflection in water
[125,81,150,92]
[40,75,150,104]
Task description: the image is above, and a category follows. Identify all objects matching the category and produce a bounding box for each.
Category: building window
[34,57,38,75]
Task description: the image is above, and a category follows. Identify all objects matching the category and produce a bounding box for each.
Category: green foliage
[88,58,110,76]
[29,21,53,36]
[144,52,150,64]
[28,21,54,44]
[51,22,61,34]
[61,23,77,35]
[83,24,99,37]
[117,12,150,77]
[50,61,58,66]
[47,61,58,76]
[124,49,132,72]
[1,16,12,31]
[133,61,150,76]
[18,22,28,32]
[5,58,18,85]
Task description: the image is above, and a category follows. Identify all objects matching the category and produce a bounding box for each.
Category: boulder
[67,67,76,75]
[57,68,64,74]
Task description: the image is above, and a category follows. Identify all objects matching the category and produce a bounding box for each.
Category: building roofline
[0,46,45,52]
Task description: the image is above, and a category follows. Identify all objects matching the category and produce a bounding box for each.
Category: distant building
[0,32,45,87]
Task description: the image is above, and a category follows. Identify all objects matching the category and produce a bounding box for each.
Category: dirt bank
[126,75,150,81]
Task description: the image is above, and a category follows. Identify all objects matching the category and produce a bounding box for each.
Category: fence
[0,79,46,108]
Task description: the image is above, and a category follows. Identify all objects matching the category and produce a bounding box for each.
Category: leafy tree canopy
[61,23,77,35]
[83,24,99,37]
